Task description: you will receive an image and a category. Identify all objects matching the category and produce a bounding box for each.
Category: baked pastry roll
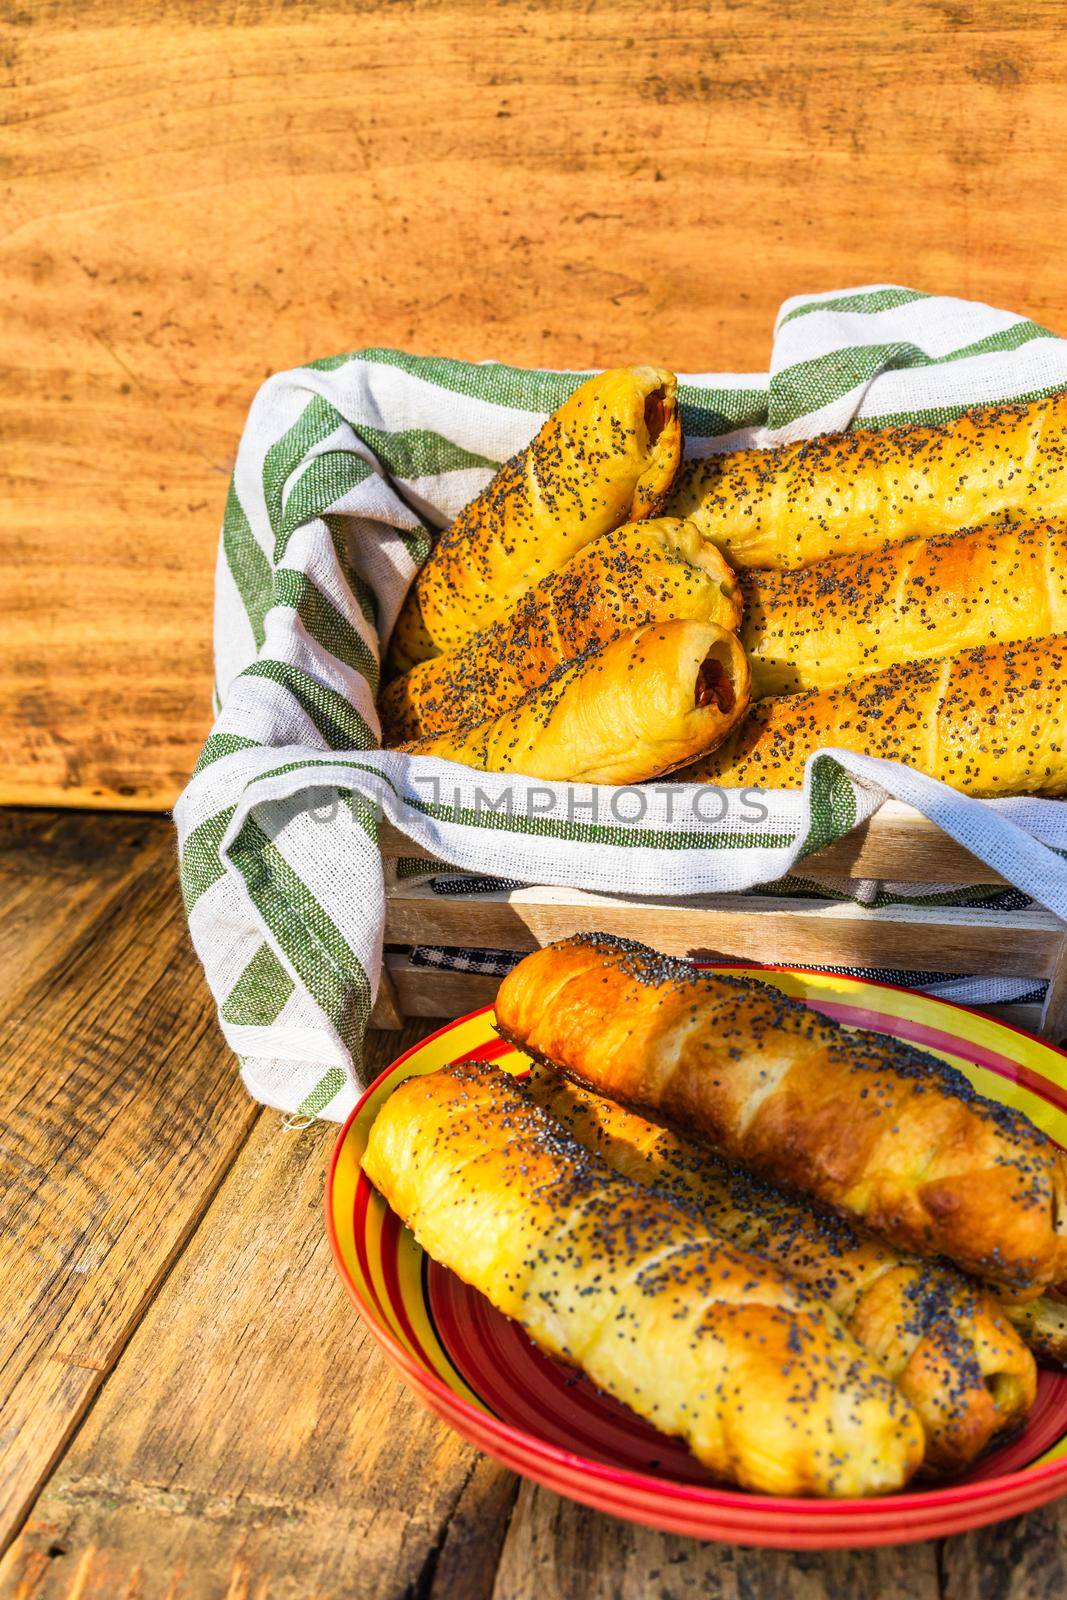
[381,518,742,744]
[685,635,1067,797]
[495,935,1067,1300]
[362,1059,924,1497]
[526,1067,1036,1474]
[399,619,750,784]
[667,391,1067,570]
[389,365,682,671]
[741,517,1067,698]
[1010,1296,1067,1369]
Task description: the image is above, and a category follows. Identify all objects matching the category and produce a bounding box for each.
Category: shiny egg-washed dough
[526,1066,1037,1475]
[362,1059,925,1498]
[381,517,741,744]
[667,392,1067,571]
[496,935,1067,1300]
[684,634,1067,797]
[400,619,750,784]
[740,517,1067,698]
[389,364,682,671]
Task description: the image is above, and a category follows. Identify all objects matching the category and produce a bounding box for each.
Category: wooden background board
[3,0,1067,808]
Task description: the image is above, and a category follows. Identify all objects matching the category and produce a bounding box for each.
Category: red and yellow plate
[327,967,1067,1548]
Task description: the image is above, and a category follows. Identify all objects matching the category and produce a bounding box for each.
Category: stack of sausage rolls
[382,373,1067,796]
[362,932,1067,1498]
[366,372,1067,1495]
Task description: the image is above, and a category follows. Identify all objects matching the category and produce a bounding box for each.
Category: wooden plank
[981,1001,1046,1037]
[492,1480,940,1600]
[940,1501,1067,1600]
[386,953,501,1018]
[800,801,1009,887]
[378,801,1013,885]
[1040,941,1067,1043]
[0,809,165,1014]
[0,1026,521,1600]
[426,1455,521,1600]
[384,880,1064,981]
[0,812,259,1559]
[5,1,1067,809]
[368,961,405,1029]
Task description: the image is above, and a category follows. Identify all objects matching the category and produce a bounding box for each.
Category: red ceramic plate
[327,967,1067,1547]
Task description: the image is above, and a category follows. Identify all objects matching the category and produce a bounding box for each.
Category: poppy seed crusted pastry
[525,1067,1037,1474]
[682,634,1067,796]
[399,619,750,784]
[666,391,1067,571]
[739,517,1067,698]
[496,935,1067,1300]
[388,365,682,671]
[381,517,742,744]
[362,1059,925,1497]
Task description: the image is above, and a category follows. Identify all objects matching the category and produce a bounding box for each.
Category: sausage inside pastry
[381,517,742,744]
[400,620,751,784]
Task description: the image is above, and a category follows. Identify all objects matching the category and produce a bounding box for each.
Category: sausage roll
[362,1059,924,1497]
[388,365,682,671]
[684,635,1067,797]
[741,518,1067,698]
[526,1067,1036,1473]
[381,518,743,744]
[495,935,1067,1300]
[399,620,751,784]
[666,391,1067,570]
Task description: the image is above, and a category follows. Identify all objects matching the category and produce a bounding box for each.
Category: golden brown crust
[1009,1296,1067,1369]
[399,620,751,783]
[740,518,1067,698]
[388,365,683,671]
[525,1067,1036,1474]
[495,935,1067,1299]
[362,1058,924,1497]
[666,391,1067,570]
[683,635,1067,797]
[381,518,743,744]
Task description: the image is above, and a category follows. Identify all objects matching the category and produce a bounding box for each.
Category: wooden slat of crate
[383,880,1062,979]
[383,956,499,1020]
[379,801,1010,886]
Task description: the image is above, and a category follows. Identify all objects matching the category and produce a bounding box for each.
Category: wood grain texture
[0,809,160,1013]
[384,879,1064,981]
[0,1031,508,1600]
[492,1481,941,1600]
[1040,941,1067,1041]
[4,0,1067,807]
[941,1504,1067,1600]
[0,811,258,1558]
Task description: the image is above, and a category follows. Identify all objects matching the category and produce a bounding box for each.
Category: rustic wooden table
[1,806,1064,1599]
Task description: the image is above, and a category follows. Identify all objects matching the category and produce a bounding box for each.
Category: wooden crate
[373,802,1067,1040]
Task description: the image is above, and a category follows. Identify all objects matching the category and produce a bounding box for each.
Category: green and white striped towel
[175,285,1067,1122]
